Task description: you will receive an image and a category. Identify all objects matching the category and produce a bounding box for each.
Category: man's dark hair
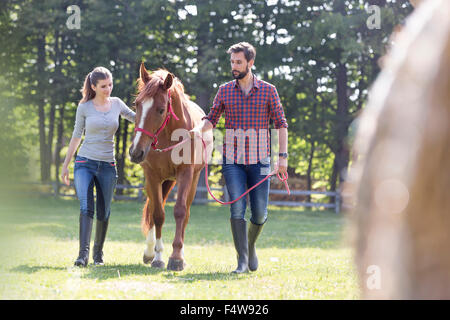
[227,42,256,62]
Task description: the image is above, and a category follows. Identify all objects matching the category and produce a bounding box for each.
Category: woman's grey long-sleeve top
[72,97,135,162]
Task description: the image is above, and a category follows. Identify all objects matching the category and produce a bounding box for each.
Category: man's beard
[232,65,249,80]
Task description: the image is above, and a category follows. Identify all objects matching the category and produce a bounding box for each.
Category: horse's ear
[162,73,173,90]
[139,62,151,84]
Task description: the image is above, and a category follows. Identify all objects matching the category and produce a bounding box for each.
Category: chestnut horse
[129,63,211,271]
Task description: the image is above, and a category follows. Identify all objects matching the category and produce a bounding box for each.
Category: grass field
[0,195,360,300]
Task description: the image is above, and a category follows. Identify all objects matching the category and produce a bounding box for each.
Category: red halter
[134,89,179,150]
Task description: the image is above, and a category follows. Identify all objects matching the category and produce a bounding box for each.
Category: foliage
[0,0,413,190]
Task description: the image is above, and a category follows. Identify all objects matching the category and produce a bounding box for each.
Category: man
[190,42,288,273]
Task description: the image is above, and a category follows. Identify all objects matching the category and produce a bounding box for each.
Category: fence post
[52,181,58,197]
[335,191,341,214]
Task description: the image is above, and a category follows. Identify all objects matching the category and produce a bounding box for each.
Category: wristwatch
[278,152,288,159]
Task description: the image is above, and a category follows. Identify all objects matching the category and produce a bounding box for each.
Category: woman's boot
[248,222,264,271]
[74,214,93,267]
[230,218,249,273]
[92,219,109,265]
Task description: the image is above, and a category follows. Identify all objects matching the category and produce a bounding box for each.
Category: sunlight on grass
[0,196,359,299]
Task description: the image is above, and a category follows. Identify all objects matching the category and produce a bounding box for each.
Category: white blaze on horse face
[133,98,154,148]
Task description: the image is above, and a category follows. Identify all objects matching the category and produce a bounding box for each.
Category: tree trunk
[55,106,65,193]
[336,62,350,183]
[330,62,351,202]
[53,30,64,193]
[306,139,315,202]
[330,156,338,195]
[193,14,211,203]
[116,118,129,196]
[329,0,354,199]
[47,103,56,178]
[37,34,50,182]
[262,0,270,81]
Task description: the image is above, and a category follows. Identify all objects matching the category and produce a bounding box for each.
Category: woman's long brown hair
[79,66,112,104]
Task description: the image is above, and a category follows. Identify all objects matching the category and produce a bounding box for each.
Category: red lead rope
[153,136,290,205]
[199,138,290,204]
[134,88,290,204]
[134,89,179,150]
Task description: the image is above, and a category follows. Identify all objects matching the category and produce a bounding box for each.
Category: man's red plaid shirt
[203,76,288,165]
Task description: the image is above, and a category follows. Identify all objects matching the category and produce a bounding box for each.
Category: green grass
[0,196,359,299]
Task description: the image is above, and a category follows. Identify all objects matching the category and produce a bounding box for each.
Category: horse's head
[129,63,174,163]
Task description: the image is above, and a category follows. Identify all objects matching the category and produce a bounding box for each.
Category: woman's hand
[61,165,70,186]
[60,137,81,186]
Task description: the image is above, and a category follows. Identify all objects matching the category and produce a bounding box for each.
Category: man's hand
[277,157,288,176]
[189,126,202,140]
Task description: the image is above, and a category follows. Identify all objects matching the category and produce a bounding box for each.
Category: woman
[61,67,135,267]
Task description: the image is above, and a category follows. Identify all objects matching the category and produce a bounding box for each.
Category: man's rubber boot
[230,218,249,274]
[248,222,264,271]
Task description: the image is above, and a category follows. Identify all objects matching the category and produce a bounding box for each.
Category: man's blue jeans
[74,156,117,221]
[221,158,271,225]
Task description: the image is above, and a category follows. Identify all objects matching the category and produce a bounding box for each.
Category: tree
[0,0,413,196]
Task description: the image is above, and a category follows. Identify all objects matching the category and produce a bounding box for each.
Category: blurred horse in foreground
[344,0,450,299]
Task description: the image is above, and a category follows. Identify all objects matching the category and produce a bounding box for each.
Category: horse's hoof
[143,254,154,264]
[151,260,165,269]
[167,258,186,271]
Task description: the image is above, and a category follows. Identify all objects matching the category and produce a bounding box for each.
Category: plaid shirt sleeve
[202,86,224,128]
[269,85,288,129]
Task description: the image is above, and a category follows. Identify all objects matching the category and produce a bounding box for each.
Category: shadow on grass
[9,197,346,250]
[11,263,163,278]
[82,264,166,280]
[83,265,248,282]
[11,265,68,273]
[164,272,249,282]
[11,264,250,283]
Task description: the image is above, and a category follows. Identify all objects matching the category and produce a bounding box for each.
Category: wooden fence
[34,181,341,213]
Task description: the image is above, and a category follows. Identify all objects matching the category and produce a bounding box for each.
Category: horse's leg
[181,171,200,245]
[150,180,175,268]
[175,171,201,262]
[142,197,155,264]
[142,183,165,267]
[167,167,194,271]
[151,183,168,268]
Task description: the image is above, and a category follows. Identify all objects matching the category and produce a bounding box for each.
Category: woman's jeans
[74,156,117,221]
[221,158,271,225]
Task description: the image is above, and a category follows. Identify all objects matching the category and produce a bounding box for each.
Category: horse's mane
[135,69,189,106]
